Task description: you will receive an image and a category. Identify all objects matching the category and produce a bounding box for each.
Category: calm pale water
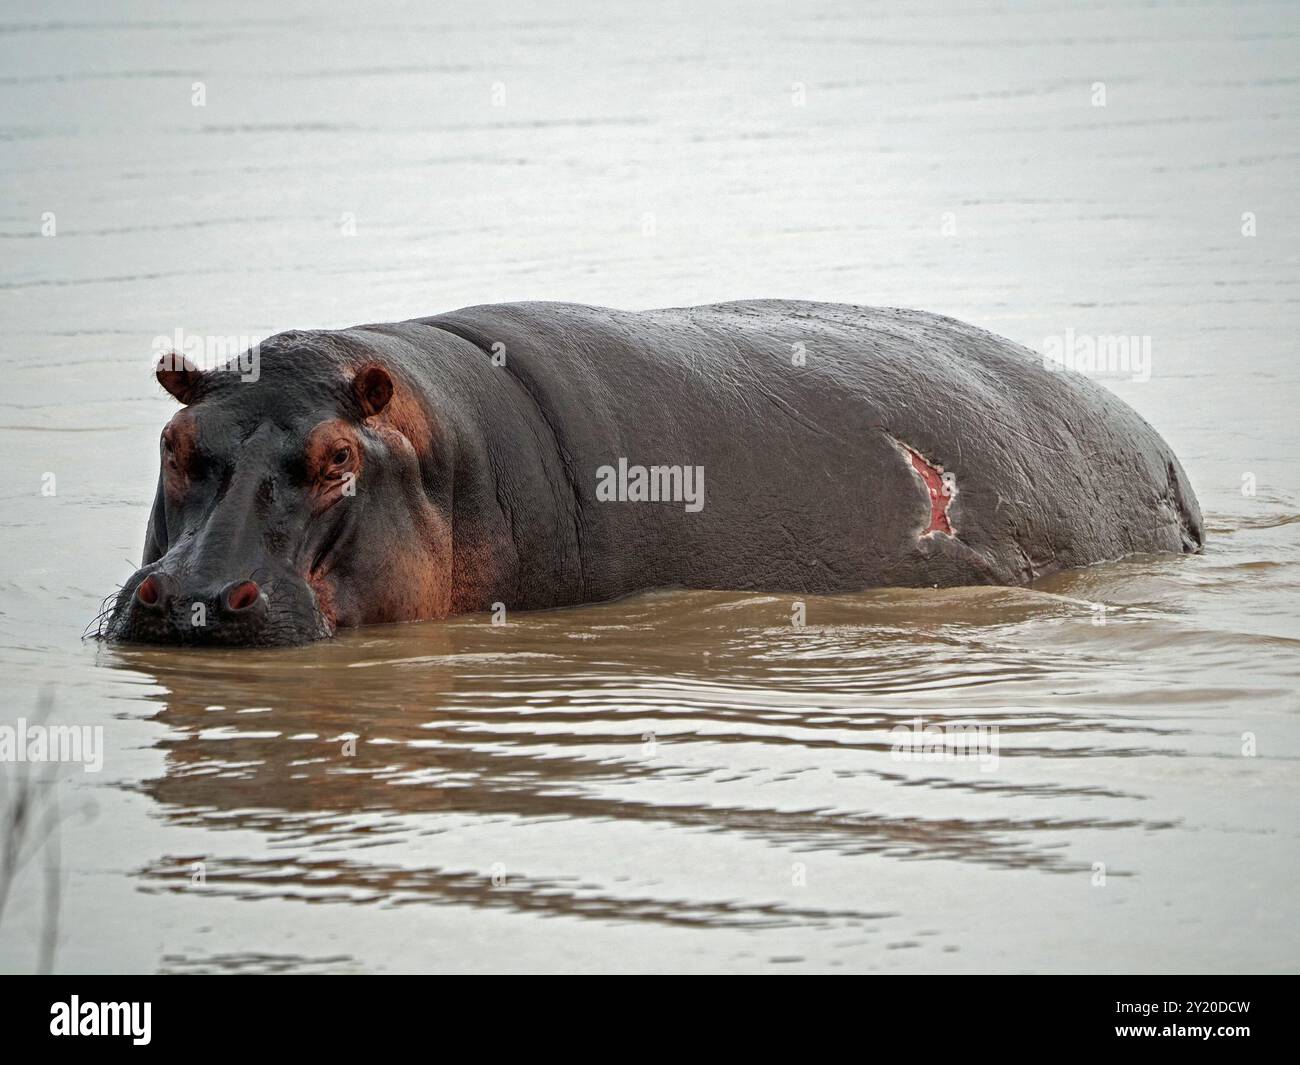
[1,0,1297,973]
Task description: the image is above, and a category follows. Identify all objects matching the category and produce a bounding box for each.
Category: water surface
[1,0,1297,973]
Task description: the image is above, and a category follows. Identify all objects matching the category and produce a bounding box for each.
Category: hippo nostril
[223,580,262,613]
[136,575,162,608]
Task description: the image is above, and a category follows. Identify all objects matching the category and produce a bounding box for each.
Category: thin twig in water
[0,689,65,973]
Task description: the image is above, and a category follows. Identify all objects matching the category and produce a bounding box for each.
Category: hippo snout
[105,568,327,647]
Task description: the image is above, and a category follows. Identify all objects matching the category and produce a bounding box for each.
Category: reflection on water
[0,508,1286,971]
[83,532,1295,966]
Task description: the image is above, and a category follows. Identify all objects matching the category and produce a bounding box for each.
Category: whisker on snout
[84,581,130,642]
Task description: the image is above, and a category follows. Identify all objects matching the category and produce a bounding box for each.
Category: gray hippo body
[428,299,1203,598]
[104,299,1204,645]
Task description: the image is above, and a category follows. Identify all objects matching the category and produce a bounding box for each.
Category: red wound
[902,445,954,535]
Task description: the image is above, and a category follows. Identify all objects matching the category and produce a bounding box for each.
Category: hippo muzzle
[104,565,331,647]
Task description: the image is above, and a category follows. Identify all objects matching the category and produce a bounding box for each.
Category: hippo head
[100,332,452,647]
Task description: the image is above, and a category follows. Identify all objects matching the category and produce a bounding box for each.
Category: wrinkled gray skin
[431,299,1203,593]
[103,300,1203,646]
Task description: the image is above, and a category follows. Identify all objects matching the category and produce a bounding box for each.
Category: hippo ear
[352,364,393,418]
[156,351,205,404]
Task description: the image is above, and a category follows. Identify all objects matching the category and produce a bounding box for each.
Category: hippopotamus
[100,300,1204,646]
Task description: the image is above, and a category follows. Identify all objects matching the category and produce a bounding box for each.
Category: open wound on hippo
[98,300,1204,646]
[894,439,956,537]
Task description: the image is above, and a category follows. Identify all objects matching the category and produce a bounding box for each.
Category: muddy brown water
[1,0,1297,972]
